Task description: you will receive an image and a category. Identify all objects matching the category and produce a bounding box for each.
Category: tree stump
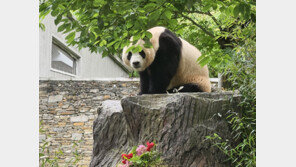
[90,92,240,167]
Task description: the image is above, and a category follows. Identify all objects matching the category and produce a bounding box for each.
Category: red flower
[122,153,133,160]
[146,142,155,151]
[121,154,127,159]
[122,160,126,164]
[127,153,133,159]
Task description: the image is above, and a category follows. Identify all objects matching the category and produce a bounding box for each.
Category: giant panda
[122,26,211,94]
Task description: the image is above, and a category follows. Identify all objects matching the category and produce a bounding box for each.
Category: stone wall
[39,80,139,166]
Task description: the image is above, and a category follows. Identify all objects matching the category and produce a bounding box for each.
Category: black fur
[139,50,146,58]
[166,83,202,93]
[127,52,132,60]
[138,70,150,95]
[139,29,182,94]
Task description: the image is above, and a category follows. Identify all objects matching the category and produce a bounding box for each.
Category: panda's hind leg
[167,83,203,93]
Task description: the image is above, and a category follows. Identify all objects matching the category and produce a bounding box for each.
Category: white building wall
[39,15,129,80]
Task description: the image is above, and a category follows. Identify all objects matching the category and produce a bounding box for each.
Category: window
[51,43,77,75]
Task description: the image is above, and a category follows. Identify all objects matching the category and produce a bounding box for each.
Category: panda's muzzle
[132,61,140,68]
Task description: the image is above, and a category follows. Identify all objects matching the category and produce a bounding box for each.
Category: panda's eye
[139,50,146,59]
[127,52,132,60]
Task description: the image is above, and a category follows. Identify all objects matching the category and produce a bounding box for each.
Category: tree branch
[179,13,215,38]
[207,12,223,31]
[184,10,223,31]
[148,1,166,14]
[183,10,208,15]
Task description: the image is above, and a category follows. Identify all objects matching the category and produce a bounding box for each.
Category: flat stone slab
[48,95,63,103]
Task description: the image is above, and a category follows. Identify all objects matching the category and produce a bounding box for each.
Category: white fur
[147,26,165,51]
[167,38,211,92]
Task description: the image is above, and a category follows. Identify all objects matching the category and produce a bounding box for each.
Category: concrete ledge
[40,77,219,83]
[39,77,140,81]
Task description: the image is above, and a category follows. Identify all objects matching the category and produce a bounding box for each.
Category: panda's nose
[133,61,140,67]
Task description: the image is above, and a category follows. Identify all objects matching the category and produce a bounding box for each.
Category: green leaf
[233,4,241,17]
[164,10,172,19]
[66,32,76,43]
[57,24,67,32]
[99,40,107,47]
[102,50,108,57]
[126,22,133,29]
[114,42,121,49]
[251,13,256,22]
[54,15,62,25]
[51,9,59,17]
[145,31,152,39]
[244,4,251,19]
[198,56,211,66]
[212,3,218,10]
[107,41,116,47]
[133,34,141,42]
[131,146,137,154]
[144,3,157,10]
[39,2,48,12]
[126,45,135,53]
[143,43,152,48]
[63,26,73,34]
[137,46,143,52]
[219,6,226,12]
[121,41,128,49]
[94,40,100,45]
[141,32,146,39]
[149,10,161,21]
[58,4,65,10]
[39,23,45,31]
[132,45,142,53]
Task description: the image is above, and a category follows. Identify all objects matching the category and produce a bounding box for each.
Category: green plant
[129,71,140,78]
[206,39,256,167]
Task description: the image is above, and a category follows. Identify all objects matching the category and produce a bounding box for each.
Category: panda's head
[122,40,155,72]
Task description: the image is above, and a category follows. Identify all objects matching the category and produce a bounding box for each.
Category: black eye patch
[127,52,132,60]
[139,50,146,59]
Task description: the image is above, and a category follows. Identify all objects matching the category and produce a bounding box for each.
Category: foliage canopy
[40,0,255,74]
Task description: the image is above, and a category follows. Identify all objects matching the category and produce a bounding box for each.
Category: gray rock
[48,95,63,103]
[65,150,72,154]
[92,96,104,101]
[90,89,99,93]
[90,92,241,167]
[70,115,89,122]
[53,127,64,132]
[63,134,71,138]
[62,104,69,109]
[39,134,46,142]
[72,133,82,140]
[98,100,122,116]
[42,114,53,120]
